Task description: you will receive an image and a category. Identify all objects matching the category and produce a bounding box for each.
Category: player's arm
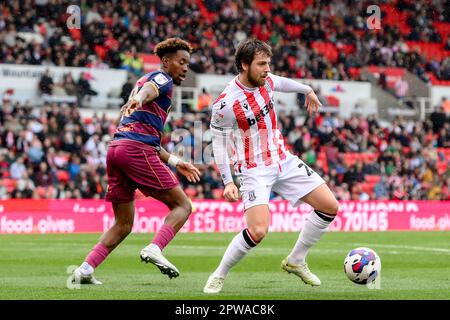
[269,73,322,114]
[120,82,159,117]
[211,130,239,202]
[210,105,239,202]
[157,146,200,183]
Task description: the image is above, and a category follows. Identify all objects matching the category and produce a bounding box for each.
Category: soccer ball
[344,247,381,285]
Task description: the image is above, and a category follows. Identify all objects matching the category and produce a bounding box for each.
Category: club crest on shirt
[248,190,256,201]
[212,111,224,124]
[154,73,169,85]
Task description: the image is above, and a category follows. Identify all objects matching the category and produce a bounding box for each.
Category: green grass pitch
[0,231,449,300]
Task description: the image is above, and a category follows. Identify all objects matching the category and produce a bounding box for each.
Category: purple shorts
[105,139,179,203]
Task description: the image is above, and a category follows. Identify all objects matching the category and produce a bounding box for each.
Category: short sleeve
[148,72,173,96]
[209,98,235,136]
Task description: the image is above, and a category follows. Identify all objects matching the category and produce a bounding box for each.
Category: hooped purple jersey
[114,70,173,147]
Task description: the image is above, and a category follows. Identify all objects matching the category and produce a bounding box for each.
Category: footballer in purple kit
[71,38,201,285]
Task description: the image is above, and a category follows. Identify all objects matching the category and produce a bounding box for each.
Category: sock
[288,210,335,265]
[79,261,94,275]
[85,242,110,270]
[152,224,176,251]
[213,228,259,278]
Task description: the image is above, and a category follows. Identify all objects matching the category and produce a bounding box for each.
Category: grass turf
[0,231,449,300]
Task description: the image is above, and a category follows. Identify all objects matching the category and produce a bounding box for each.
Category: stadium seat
[433,22,450,44]
[57,170,70,183]
[2,179,17,193]
[311,42,338,63]
[255,1,273,15]
[212,188,224,199]
[365,175,381,183]
[185,187,197,198]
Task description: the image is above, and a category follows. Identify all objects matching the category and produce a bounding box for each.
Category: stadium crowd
[0,0,449,82]
[1,99,449,201]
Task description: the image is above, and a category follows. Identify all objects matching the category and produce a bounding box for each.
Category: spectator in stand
[1,95,449,201]
[120,48,144,76]
[38,69,54,95]
[62,73,78,97]
[378,72,388,91]
[394,77,409,102]
[120,76,135,105]
[197,88,213,112]
[430,105,448,133]
[441,97,450,115]
[1,0,449,83]
[77,72,98,108]
[10,156,27,180]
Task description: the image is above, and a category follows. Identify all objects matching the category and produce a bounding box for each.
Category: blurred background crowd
[0,0,449,82]
[1,99,449,200]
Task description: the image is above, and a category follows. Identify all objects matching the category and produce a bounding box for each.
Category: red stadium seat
[2,179,17,193]
[286,25,303,37]
[348,67,361,79]
[406,41,447,62]
[255,1,273,15]
[311,42,338,63]
[433,22,450,44]
[365,175,381,183]
[287,56,297,69]
[437,148,450,160]
[212,188,224,199]
[185,187,197,198]
[57,170,70,183]
[437,161,448,175]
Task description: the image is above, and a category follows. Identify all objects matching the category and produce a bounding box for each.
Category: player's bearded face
[247,53,271,87]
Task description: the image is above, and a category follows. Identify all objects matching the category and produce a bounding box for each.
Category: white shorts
[237,153,325,210]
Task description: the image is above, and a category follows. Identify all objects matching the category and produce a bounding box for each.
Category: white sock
[80,261,94,275]
[288,210,335,265]
[213,229,257,278]
[148,243,161,254]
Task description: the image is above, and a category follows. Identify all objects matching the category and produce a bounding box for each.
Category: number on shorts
[298,163,314,176]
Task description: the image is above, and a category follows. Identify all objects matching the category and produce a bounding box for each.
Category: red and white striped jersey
[210,73,288,170]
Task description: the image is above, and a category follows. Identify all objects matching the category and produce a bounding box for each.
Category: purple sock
[85,242,110,269]
[152,224,176,251]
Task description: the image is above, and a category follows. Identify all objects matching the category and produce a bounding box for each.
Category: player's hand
[223,182,239,202]
[305,90,322,114]
[176,161,201,183]
[121,99,141,117]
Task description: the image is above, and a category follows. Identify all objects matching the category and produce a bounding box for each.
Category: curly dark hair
[154,38,193,59]
[235,38,272,73]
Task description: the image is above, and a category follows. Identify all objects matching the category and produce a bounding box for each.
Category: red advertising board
[140,53,160,73]
[0,200,449,234]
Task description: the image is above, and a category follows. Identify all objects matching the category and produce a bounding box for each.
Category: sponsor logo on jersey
[212,111,224,124]
[246,100,274,126]
[220,101,227,109]
[248,190,256,201]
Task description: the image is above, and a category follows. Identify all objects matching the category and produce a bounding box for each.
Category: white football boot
[281,258,321,286]
[71,267,102,285]
[140,244,179,279]
[203,275,225,294]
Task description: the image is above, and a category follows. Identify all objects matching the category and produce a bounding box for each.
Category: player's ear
[242,62,248,72]
[162,56,169,68]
